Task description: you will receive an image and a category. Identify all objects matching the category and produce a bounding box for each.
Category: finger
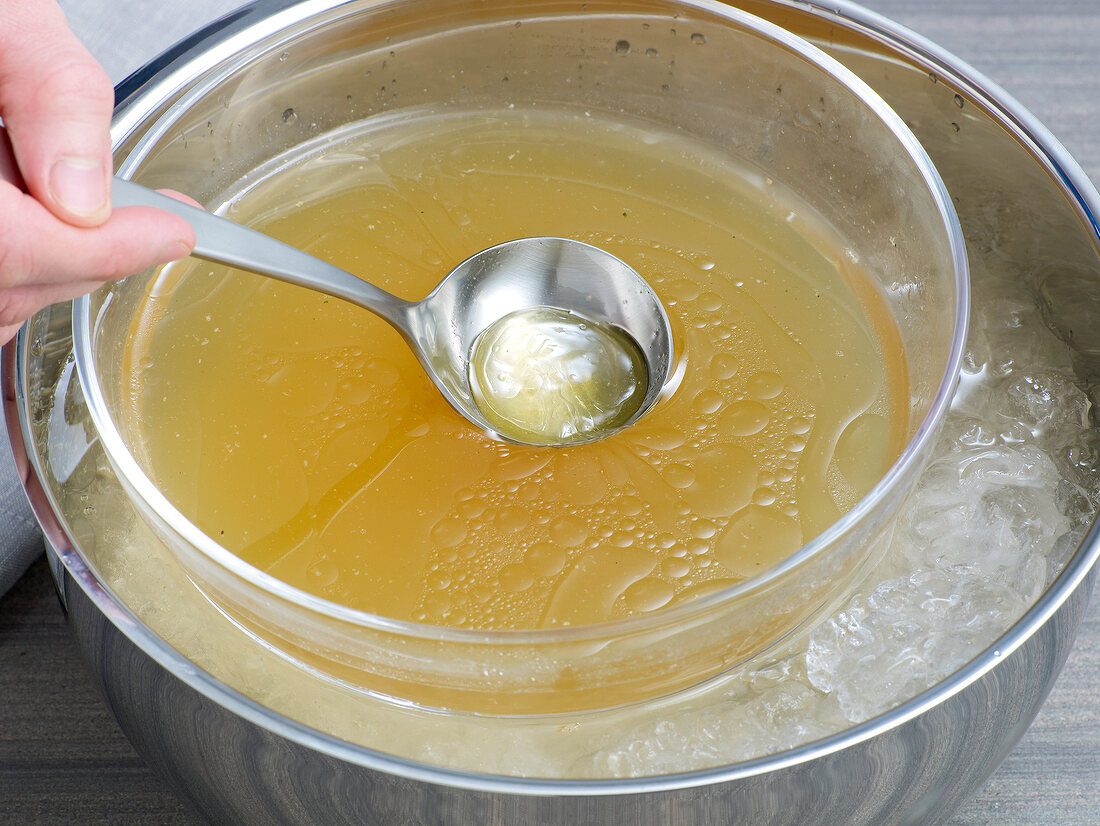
[0,186,194,312]
[0,127,25,190]
[0,279,111,339]
[0,1,113,227]
[0,322,26,350]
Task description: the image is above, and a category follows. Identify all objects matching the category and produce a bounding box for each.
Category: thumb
[0,1,114,227]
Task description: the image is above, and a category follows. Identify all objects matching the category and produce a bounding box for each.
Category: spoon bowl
[113,179,673,446]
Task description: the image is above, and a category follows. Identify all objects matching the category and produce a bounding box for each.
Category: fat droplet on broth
[677,443,758,519]
[525,542,568,577]
[747,371,784,399]
[710,353,740,380]
[548,514,588,547]
[621,576,676,613]
[721,400,771,436]
[542,547,657,627]
[715,505,804,578]
[831,413,894,493]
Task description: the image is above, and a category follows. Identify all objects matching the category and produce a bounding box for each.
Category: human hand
[0,0,196,346]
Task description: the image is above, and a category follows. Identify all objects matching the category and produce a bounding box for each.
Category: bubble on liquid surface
[692,389,723,415]
[677,443,757,518]
[720,400,770,436]
[709,353,739,380]
[498,563,535,593]
[621,577,675,612]
[629,427,687,452]
[525,542,567,577]
[430,515,468,548]
[495,505,529,534]
[495,452,553,481]
[660,557,691,579]
[549,514,588,547]
[661,462,696,489]
[747,371,784,399]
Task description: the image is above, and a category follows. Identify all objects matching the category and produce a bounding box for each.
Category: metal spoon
[112,178,673,446]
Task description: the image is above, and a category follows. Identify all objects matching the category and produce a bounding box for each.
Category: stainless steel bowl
[4,1,1099,824]
[71,0,969,719]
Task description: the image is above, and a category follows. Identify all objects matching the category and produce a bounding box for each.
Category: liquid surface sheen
[124,108,908,630]
[469,307,649,445]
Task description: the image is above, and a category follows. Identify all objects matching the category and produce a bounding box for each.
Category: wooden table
[2,1,1098,823]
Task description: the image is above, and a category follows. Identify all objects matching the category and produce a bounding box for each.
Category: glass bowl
[71,0,967,715]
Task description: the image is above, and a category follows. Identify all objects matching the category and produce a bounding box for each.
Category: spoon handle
[112,178,410,327]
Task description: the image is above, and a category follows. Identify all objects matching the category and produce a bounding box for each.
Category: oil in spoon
[467,306,649,446]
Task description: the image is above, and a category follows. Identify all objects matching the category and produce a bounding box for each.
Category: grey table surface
[2,0,1099,823]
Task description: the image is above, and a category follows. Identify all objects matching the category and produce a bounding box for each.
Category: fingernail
[50,156,108,216]
[156,240,193,265]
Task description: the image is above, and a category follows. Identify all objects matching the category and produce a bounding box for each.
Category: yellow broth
[124,108,908,630]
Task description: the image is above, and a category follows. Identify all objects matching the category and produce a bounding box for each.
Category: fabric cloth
[0,417,41,594]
